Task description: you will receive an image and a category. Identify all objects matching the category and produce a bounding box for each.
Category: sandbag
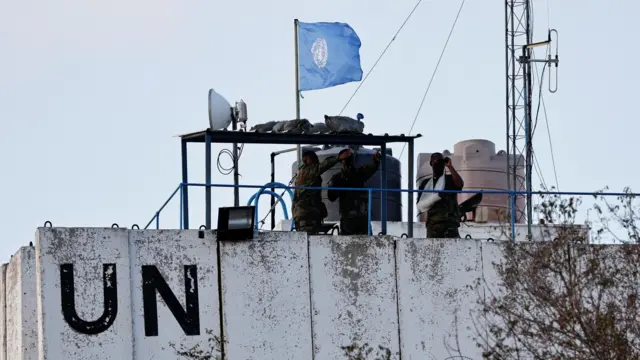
[282,119,312,133]
[324,115,365,133]
[271,121,286,132]
[249,121,277,133]
[311,122,329,134]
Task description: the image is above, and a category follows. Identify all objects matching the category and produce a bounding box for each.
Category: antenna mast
[505,0,559,239]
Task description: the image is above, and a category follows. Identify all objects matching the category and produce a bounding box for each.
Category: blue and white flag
[297,21,363,92]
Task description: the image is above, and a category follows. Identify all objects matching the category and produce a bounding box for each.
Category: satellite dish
[208,89,233,130]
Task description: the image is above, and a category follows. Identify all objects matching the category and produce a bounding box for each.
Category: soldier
[327,149,381,235]
[292,149,352,233]
[416,152,464,238]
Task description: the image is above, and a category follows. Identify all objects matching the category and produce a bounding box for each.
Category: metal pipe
[144,184,182,229]
[156,212,160,229]
[294,19,302,165]
[232,119,239,207]
[180,182,639,197]
[181,139,189,229]
[246,190,290,230]
[270,152,276,230]
[205,131,212,230]
[269,147,298,229]
[380,143,387,235]
[407,140,414,238]
[504,0,512,226]
[257,182,295,200]
[510,192,516,241]
[522,46,533,239]
[274,147,299,156]
[179,184,183,229]
[367,189,372,235]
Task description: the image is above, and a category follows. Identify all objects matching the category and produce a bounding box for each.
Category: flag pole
[294,18,302,165]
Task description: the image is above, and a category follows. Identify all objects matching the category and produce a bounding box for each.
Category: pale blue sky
[1,0,637,260]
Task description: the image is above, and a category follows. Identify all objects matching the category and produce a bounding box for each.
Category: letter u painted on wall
[60,264,200,336]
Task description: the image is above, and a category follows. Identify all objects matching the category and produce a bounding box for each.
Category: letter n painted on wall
[60,263,118,335]
[141,265,200,336]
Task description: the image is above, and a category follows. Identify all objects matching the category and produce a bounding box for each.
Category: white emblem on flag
[311,38,328,69]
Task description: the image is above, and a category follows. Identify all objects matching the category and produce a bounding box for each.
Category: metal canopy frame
[179,129,421,237]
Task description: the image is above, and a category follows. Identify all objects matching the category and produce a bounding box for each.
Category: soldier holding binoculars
[416,152,464,238]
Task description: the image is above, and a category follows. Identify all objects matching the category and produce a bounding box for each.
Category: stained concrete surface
[309,235,400,360]
[2,228,518,359]
[0,264,6,360]
[396,239,484,359]
[36,228,133,360]
[130,229,221,359]
[6,247,37,360]
[220,232,313,360]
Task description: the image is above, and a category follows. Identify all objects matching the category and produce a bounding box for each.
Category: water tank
[416,139,525,223]
[292,146,402,222]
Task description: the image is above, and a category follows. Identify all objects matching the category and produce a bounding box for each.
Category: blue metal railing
[247,182,295,230]
[247,190,291,228]
[144,182,639,239]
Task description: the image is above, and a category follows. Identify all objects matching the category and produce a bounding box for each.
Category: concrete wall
[309,236,400,359]
[6,247,37,360]
[0,264,6,360]
[1,228,515,359]
[221,232,312,359]
[36,228,133,360]
[278,220,589,243]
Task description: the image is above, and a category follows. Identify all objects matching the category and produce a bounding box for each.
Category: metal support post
[205,131,212,229]
[181,139,189,229]
[407,140,415,238]
[510,192,516,241]
[179,184,183,229]
[232,119,240,207]
[380,143,388,235]
[522,46,533,239]
[367,189,372,235]
[294,19,302,165]
[270,152,276,230]
[505,0,531,235]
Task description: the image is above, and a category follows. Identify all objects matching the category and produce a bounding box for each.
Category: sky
[1,0,638,261]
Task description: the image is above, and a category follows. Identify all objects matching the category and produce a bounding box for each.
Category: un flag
[297,21,363,92]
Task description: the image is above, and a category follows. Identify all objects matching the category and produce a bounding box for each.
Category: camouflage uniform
[417,174,462,238]
[292,156,339,233]
[327,159,380,235]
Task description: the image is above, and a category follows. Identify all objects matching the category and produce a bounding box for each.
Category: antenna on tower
[548,29,559,93]
[505,1,560,240]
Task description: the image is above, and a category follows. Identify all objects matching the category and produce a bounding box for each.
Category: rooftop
[179,128,422,146]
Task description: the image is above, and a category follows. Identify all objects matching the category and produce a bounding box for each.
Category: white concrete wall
[221,232,312,359]
[6,247,37,360]
[396,239,485,359]
[309,236,400,359]
[0,228,527,359]
[36,228,133,360]
[278,220,589,242]
[0,264,6,360]
[130,229,221,359]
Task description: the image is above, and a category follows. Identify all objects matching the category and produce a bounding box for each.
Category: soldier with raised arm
[416,152,464,238]
[292,149,352,233]
[327,149,381,235]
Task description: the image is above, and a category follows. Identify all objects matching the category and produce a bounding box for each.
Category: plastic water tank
[416,139,525,223]
[291,146,402,222]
